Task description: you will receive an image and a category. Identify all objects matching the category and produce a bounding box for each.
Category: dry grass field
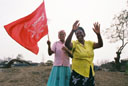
[0,65,128,86]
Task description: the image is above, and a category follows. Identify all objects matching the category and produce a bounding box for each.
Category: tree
[104,9,128,70]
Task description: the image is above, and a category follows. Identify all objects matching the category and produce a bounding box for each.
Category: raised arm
[65,20,80,50]
[93,22,103,49]
[47,40,54,55]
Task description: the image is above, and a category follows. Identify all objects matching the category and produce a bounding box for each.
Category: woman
[47,30,71,86]
[65,20,103,86]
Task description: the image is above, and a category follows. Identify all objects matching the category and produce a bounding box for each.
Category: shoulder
[72,40,78,46]
[72,40,79,44]
[53,41,59,45]
[85,40,93,43]
[52,41,58,47]
[85,40,94,46]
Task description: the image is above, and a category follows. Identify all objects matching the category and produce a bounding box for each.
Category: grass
[0,65,128,86]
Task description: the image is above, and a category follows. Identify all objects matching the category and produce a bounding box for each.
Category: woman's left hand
[62,46,68,51]
[93,22,100,35]
[62,46,71,53]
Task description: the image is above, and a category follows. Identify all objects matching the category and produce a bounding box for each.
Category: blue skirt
[47,66,71,86]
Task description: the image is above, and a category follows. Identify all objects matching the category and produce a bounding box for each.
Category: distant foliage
[100,59,128,72]
[45,60,53,66]
[16,54,23,60]
[104,9,128,43]
[103,6,128,66]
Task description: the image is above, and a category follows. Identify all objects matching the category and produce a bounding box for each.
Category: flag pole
[47,33,50,41]
[43,0,49,41]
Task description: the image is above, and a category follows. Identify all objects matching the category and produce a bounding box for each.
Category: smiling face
[75,27,85,42]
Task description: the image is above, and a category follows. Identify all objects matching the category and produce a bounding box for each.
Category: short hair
[58,30,66,35]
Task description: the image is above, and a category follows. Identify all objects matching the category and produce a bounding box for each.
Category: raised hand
[47,40,51,46]
[72,20,80,31]
[65,20,80,50]
[93,22,100,35]
[93,22,103,49]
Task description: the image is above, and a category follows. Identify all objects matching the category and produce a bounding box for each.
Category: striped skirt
[47,66,71,86]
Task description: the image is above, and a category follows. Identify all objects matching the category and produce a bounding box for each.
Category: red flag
[4,1,48,55]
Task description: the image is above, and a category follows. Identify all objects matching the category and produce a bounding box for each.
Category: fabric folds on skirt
[47,66,71,86]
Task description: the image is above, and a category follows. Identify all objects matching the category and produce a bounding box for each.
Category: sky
[0,0,127,65]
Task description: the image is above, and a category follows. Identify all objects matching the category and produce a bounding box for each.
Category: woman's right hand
[47,40,51,46]
[47,40,54,55]
[72,20,80,32]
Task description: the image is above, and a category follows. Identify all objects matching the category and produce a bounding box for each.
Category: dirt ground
[0,65,128,86]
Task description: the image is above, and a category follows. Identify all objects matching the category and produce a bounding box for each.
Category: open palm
[93,22,100,34]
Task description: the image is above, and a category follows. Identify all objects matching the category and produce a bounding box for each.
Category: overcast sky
[0,0,127,65]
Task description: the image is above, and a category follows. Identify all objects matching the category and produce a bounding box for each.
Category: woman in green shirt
[65,20,103,86]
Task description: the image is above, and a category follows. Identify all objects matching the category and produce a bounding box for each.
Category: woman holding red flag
[47,30,71,86]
